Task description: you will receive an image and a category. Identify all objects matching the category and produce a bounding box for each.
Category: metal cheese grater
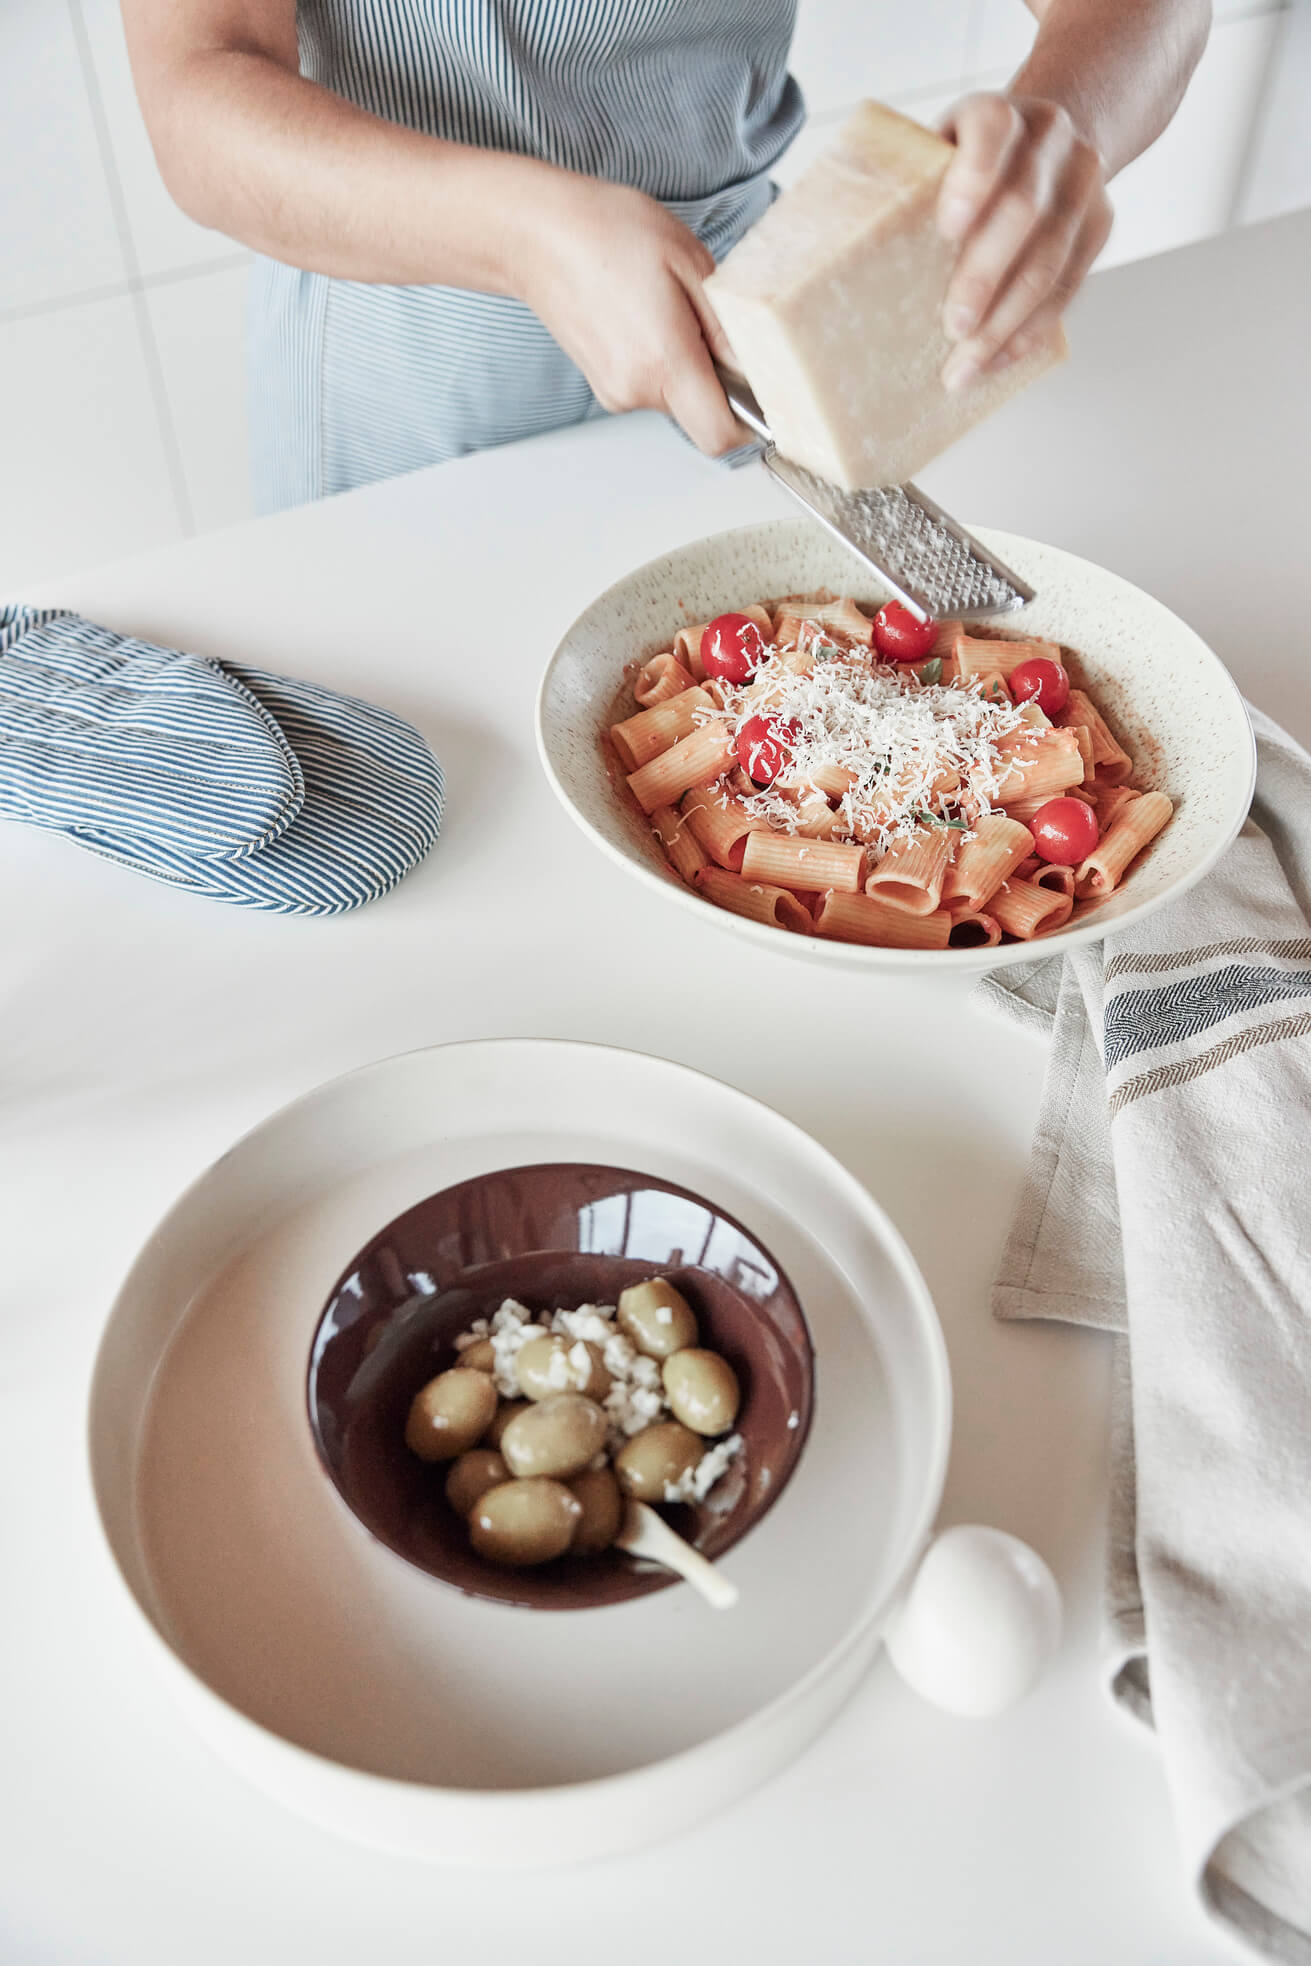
[715,366,1034,623]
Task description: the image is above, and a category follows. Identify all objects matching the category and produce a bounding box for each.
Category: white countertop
[3,211,1308,1965]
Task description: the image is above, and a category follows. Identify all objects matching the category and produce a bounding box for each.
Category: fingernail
[942,347,980,393]
[939,195,974,239]
[943,302,976,340]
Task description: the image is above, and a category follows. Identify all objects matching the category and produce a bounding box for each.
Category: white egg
[883,1524,1062,1717]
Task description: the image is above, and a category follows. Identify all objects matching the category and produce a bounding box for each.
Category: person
[123,0,1210,514]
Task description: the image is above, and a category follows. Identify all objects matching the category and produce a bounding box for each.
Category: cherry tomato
[872,601,937,662]
[735,714,797,786]
[1009,655,1070,718]
[701,613,766,685]
[1030,797,1099,865]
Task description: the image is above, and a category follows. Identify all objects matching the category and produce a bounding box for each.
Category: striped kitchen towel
[977,703,1311,1963]
[0,608,443,915]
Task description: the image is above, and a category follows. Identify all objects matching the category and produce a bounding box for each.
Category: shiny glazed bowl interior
[535,518,1256,970]
[307,1161,815,1610]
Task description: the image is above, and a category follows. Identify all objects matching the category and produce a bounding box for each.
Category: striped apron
[248,0,802,511]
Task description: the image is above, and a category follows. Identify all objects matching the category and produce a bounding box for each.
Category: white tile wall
[145,264,253,536]
[1098,7,1286,269]
[0,0,127,311]
[1235,0,1311,224]
[0,0,1305,589]
[789,0,971,112]
[963,0,1036,80]
[0,295,183,588]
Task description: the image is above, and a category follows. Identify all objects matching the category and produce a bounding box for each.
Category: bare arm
[121,0,742,450]
[1015,0,1211,175]
[936,0,1212,387]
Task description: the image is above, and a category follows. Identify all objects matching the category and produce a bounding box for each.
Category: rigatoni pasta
[626,721,735,814]
[940,813,1033,911]
[695,865,813,934]
[989,727,1085,803]
[611,685,717,771]
[945,907,1002,949]
[1059,689,1133,784]
[954,635,1061,680]
[1076,791,1174,897]
[862,826,953,914]
[651,804,708,884]
[609,598,1172,951]
[989,878,1075,939]
[681,785,767,870]
[633,651,697,709]
[739,831,865,893]
[814,891,952,949]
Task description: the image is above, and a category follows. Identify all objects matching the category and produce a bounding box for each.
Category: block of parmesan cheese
[703,102,1067,489]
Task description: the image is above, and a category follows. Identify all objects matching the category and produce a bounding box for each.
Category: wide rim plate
[86,1039,952,1857]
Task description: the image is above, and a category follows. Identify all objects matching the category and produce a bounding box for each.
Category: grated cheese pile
[455,1298,743,1504]
[700,627,1031,858]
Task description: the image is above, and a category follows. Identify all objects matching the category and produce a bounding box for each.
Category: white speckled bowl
[536,520,1255,970]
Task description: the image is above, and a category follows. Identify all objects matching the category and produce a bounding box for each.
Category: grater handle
[713,363,774,447]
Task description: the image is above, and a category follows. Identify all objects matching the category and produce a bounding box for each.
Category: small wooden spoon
[614,1500,739,1610]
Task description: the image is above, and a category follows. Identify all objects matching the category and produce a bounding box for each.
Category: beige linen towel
[978,705,1311,1962]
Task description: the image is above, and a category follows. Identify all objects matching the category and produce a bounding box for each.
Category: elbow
[131,47,256,238]
[144,100,225,234]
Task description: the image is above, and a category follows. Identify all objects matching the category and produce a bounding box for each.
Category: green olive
[567,1466,624,1555]
[444,1449,508,1518]
[662,1349,740,1436]
[483,1399,530,1448]
[457,1337,497,1373]
[516,1334,612,1402]
[404,1368,498,1462]
[500,1393,608,1480]
[614,1421,703,1502]
[616,1278,698,1359]
[470,1479,582,1566]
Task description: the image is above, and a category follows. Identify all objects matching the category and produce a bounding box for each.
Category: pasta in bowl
[536,520,1255,969]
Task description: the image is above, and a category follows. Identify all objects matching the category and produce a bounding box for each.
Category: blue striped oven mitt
[0,606,443,915]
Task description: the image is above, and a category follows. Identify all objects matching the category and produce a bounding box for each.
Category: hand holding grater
[715,365,1034,624]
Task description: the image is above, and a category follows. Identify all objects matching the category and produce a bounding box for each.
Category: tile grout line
[138,251,252,292]
[65,0,196,536]
[1225,1,1294,227]
[0,255,251,331]
[0,277,138,328]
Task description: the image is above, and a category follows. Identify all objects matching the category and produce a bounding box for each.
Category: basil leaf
[917,656,943,686]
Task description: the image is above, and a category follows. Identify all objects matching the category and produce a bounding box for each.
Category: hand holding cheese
[937,92,1113,392]
[704,102,1069,491]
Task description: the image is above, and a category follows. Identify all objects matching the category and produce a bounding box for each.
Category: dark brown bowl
[306,1162,814,1610]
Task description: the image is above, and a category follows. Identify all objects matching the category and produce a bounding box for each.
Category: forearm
[1015,0,1212,175]
[120,0,763,454]
[135,45,566,290]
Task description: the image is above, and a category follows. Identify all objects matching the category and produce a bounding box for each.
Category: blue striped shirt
[248,0,802,510]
